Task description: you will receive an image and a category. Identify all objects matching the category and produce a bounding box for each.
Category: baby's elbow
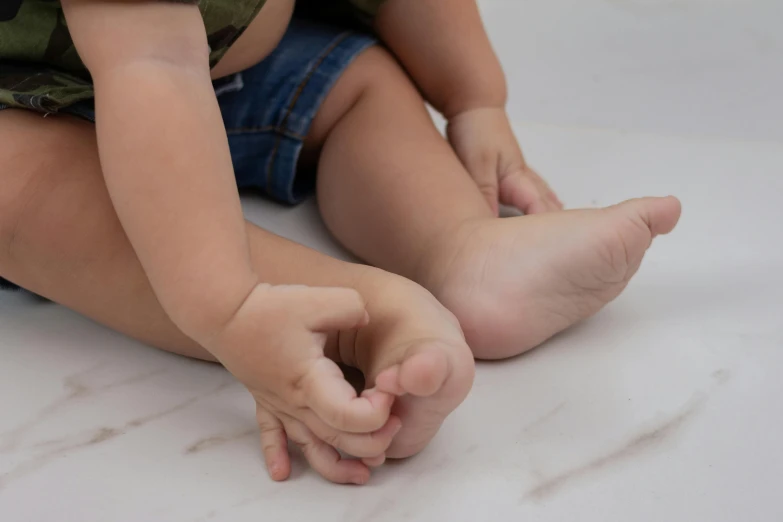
[63,0,211,77]
[88,39,211,82]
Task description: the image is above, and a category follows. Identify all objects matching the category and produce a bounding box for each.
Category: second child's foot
[419,197,682,359]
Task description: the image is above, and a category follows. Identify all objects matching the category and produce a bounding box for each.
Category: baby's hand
[208,284,401,485]
[447,107,563,216]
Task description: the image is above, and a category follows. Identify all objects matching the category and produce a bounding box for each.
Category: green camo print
[0,0,385,113]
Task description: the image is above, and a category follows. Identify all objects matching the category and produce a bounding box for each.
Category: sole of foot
[422,196,682,360]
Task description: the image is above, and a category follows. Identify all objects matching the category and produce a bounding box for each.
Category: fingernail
[354,473,370,485]
[363,311,370,324]
[392,423,403,436]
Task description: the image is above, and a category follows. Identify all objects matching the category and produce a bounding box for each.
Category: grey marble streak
[523,368,733,501]
[525,393,707,501]
[0,366,235,490]
[0,365,165,453]
[185,428,257,455]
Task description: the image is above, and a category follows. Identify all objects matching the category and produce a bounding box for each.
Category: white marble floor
[2,1,782,521]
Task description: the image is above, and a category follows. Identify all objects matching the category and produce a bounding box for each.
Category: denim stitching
[265,32,353,193]
[225,126,305,140]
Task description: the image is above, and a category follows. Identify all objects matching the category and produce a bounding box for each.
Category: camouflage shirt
[0,0,385,113]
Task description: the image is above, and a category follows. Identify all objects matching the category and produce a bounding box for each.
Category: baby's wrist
[446,103,507,123]
[436,73,507,119]
[174,273,262,351]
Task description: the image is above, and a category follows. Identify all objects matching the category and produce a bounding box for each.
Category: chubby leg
[308,47,682,360]
[0,109,473,479]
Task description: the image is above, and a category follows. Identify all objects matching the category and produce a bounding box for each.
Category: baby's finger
[542,190,563,211]
[373,367,406,396]
[256,406,291,482]
[525,168,563,210]
[362,454,386,468]
[304,412,402,458]
[532,176,562,211]
[470,168,500,217]
[284,419,371,485]
[303,357,394,433]
[462,158,501,216]
[499,171,547,215]
[302,287,369,333]
[538,186,560,212]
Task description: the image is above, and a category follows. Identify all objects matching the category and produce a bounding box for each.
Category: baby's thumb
[499,170,544,215]
[479,182,500,217]
[464,160,500,216]
[303,287,369,333]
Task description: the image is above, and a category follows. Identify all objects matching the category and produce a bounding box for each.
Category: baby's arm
[63,0,256,343]
[375,0,562,214]
[375,0,504,118]
[62,0,395,482]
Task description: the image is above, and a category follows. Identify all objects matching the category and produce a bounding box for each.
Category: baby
[0,0,681,484]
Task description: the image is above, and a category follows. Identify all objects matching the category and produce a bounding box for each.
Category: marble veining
[525,391,708,501]
[0,365,236,491]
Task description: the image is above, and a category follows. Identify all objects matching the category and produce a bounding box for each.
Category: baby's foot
[338,276,475,459]
[419,197,682,359]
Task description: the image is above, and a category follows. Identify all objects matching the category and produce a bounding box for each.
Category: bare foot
[336,275,475,459]
[419,196,682,360]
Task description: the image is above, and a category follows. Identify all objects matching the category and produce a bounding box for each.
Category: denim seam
[265,31,353,190]
[225,126,305,140]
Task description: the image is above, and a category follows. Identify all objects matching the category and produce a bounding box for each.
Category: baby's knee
[307,46,423,148]
[349,46,420,100]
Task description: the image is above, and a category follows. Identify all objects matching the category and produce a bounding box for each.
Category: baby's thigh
[0,109,99,253]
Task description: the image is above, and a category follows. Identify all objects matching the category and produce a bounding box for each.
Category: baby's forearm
[376,0,507,117]
[92,63,258,344]
[60,0,258,347]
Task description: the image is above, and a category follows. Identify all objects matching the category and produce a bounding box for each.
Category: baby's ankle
[412,217,489,297]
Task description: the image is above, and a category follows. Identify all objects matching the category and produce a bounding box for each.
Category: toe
[397,342,451,398]
[372,342,451,398]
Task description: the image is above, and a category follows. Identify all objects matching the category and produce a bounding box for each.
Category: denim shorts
[0,19,376,292]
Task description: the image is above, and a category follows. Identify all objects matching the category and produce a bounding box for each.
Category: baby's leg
[307,47,682,360]
[0,109,473,470]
